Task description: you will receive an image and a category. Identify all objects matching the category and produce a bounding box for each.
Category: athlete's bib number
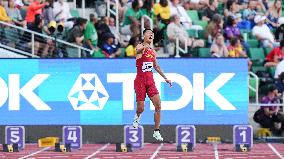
[142,62,153,72]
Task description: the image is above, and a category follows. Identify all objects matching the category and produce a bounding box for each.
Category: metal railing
[141,15,153,39]
[248,71,284,107]
[175,37,188,58]
[0,21,92,58]
[107,0,119,34]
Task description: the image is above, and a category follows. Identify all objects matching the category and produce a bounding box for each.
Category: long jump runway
[0,143,283,159]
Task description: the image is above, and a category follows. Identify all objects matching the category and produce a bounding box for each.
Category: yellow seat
[256,128,272,138]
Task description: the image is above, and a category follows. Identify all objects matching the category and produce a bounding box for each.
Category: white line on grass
[84,143,109,159]
[150,143,164,159]
[267,143,284,159]
[19,147,50,159]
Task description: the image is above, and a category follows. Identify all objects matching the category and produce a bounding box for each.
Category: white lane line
[84,143,109,159]
[268,143,284,159]
[150,143,164,159]
[19,147,50,159]
[213,144,219,159]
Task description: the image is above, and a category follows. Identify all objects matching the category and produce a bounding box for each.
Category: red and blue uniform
[134,47,159,101]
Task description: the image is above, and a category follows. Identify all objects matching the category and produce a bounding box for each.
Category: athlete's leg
[133,78,146,128]
[150,94,161,130]
[136,101,145,117]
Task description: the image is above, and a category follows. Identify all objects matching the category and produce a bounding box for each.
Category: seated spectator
[0,0,12,22]
[25,0,48,29]
[227,37,247,58]
[167,14,204,49]
[264,39,284,67]
[276,72,284,93]
[275,18,284,41]
[101,32,121,58]
[67,18,87,46]
[107,17,124,46]
[253,84,284,135]
[242,0,258,29]
[224,0,241,18]
[275,60,284,78]
[84,13,99,57]
[265,0,281,29]
[202,0,219,22]
[224,16,241,40]
[210,34,228,57]
[42,0,54,27]
[205,14,223,44]
[96,16,112,47]
[121,0,141,37]
[252,15,279,48]
[153,0,170,25]
[28,14,50,57]
[126,36,140,57]
[5,0,25,26]
[170,0,203,30]
[53,0,73,29]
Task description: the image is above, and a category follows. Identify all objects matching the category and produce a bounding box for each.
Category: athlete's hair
[143,29,153,35]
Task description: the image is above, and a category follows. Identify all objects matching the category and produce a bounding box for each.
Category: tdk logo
[68,74,109,110]
[0,73,236,111]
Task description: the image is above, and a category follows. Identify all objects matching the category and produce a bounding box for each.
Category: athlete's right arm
[136,43,145,54]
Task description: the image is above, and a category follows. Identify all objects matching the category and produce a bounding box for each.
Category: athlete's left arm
[153,58,172,87]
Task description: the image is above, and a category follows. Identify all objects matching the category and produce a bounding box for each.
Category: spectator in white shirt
[167,14,204,49]
[275,60,284,78]
[170,0,202,30]
[252,15,279,48]
[53,0,73,29]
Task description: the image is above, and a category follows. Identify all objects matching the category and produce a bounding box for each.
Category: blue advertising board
[0,59,248,125]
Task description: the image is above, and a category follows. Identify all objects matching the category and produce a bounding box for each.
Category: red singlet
[134,47,159,101]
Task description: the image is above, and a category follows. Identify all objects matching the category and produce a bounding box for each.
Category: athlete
[133,29,172,141]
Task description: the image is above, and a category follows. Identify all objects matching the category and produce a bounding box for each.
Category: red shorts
[134,76,159,101]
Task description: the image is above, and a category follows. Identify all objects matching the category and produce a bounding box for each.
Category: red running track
[0,143,283,159]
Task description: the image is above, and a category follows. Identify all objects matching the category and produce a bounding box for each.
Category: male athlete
[133,29,172,141]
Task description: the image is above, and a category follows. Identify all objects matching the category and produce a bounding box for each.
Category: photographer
[254,84,284,135]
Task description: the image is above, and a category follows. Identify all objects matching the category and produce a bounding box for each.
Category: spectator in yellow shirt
[126,36,140,57]
[153,0,170,25]
[227,37,252,69]
[0,0,12,22]
[227,37,247,57]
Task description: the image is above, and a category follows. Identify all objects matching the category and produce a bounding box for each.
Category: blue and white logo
[68,74,109,110]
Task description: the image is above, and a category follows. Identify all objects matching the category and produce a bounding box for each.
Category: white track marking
[84,143,109,159]
[19,147,50,159]
[213,144,219,159]
[268,143,284,159]
[150,143,164,159]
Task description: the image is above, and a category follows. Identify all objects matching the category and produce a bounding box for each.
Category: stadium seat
[264,47,272,56]
[247,39,259,47]
[248,48,265,66]
[92,49,107,58]
[198,30,205,39]
[187,29,198,38]
[268,67,276,77]
[119,48,125,58]
[198,48,211,57]
[193,20,208,30]
[70,9,80,17]
[187,10,199,21]
[251,66,266,73]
